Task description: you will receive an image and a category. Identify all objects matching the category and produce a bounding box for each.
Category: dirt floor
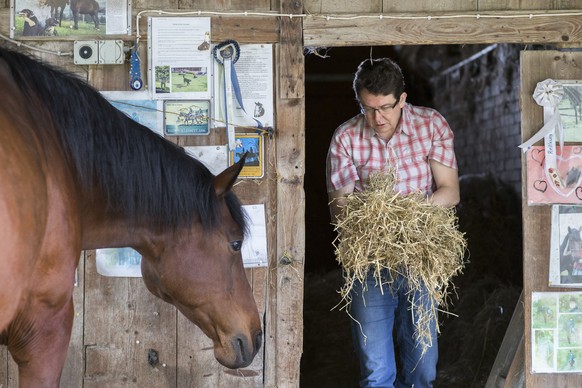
[300,174,523,387]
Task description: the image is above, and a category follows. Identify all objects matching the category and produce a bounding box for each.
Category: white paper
[101,90,164,136]
[213,44,274,129]
[105,0,129,35]
[184,145,228,175]
[148,17,212,100]
[96,248,142,277]
[242,204,268,268]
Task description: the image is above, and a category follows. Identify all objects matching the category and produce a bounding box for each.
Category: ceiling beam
[303,11,582,47]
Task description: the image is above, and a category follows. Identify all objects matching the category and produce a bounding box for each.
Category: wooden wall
[1,0,582,387]
[0,0,304,387]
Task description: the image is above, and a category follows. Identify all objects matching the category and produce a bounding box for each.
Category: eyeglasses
[360,98,400,116]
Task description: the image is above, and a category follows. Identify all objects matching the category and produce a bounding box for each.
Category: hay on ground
[333,171,467,355]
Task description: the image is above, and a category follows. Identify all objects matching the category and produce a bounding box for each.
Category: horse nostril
[236,337,245,360]
[254,331,263,352]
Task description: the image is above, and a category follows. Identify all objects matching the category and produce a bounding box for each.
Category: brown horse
[70,0,100,30]
[0,47,262,387]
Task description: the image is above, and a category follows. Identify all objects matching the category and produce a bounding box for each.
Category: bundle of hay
[333,171,467,355]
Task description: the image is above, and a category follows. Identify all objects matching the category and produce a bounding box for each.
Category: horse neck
[79,191,159,252]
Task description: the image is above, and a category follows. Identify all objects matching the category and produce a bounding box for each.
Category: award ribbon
[519,79,565,188]
[214,40,264,150]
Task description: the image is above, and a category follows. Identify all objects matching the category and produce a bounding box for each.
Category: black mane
[0,47,246,232]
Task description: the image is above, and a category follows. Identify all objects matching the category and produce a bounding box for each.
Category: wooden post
[264,0,306,386]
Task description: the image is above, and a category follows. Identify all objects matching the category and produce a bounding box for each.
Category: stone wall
[429,44,523,194]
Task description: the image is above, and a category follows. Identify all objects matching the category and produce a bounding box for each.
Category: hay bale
[333,171,467,354]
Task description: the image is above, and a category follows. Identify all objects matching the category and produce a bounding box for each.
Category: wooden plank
[305,0,382,13]
[303,11,582,47]
[176,0,271,9]
[135,13,279,44]
[503,335,525,388]
[521,50,582,388]
[382,0,477,12]
[176,268,266,387]
[278,5,304,99]
[83,251,178,388]
[485,290,524,388]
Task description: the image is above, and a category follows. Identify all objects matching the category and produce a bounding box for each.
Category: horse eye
[230,240,243,252]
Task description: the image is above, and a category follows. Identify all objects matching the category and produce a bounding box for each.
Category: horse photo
[0,47,262,387]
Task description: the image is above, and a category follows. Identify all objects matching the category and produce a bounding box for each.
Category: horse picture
[0,47,262,386]
[47,0,68,27]
[69,0,100,30]
[560,225,582,282]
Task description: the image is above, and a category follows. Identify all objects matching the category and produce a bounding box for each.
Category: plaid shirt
[326,103,457,195]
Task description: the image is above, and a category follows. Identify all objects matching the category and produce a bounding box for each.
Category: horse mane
[0,47,246,232]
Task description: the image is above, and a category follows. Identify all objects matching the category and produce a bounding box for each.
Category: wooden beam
[264,1,306,387]
[303,11,582,46]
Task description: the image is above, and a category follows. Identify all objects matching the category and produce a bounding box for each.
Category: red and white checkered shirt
[326,103,457,195]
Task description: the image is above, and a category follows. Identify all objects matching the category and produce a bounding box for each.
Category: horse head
[139,156,262,369]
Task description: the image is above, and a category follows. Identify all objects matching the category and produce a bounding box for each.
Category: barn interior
[301,44,530,387]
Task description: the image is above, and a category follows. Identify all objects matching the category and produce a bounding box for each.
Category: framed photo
[556,80,582,143]
[11,0,131,38]
[550,205,582,287]
[526,146,582,205]
[532,291,582,373]
[163,100,210,135]
[230,133,264,178]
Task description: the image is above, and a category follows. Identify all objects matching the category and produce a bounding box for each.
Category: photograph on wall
[556,80,582,142]
[96,247,142,277]
[212,43,274,130]
[526,146,582,205]
[550,205,582,287]
[148,17,211,99]
[532,291,582,373]
[101,90,163,136]
[163,100,210,135]
[11,0,130,38]
[230,133,264,178]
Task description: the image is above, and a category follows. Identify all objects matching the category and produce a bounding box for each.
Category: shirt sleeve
[428,111,458,169]
[326,128,359,193]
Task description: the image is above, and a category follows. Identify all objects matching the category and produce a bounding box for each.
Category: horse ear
[214,152,247,197]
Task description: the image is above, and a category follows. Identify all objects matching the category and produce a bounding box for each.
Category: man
[326,58,459,387]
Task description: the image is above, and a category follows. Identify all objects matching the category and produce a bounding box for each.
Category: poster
[230,133,264,178]
[550,205,582,287]
[213,43,274,129]
[101,90,163,136]
[10,0,129,38]
[526,146,582,205]
[532,291,582,373]
[148,17,212,100]
[163,100,210,135]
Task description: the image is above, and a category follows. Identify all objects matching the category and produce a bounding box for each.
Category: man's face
[359,88,407,141]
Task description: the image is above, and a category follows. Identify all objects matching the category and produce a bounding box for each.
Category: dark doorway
[301,45,524,387]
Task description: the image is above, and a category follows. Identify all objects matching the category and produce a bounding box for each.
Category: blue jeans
[349,270,438,388]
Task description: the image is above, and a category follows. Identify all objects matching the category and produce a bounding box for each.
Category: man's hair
[353,58,405,101]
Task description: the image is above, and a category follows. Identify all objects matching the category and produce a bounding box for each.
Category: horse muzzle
[216,329,263,369]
